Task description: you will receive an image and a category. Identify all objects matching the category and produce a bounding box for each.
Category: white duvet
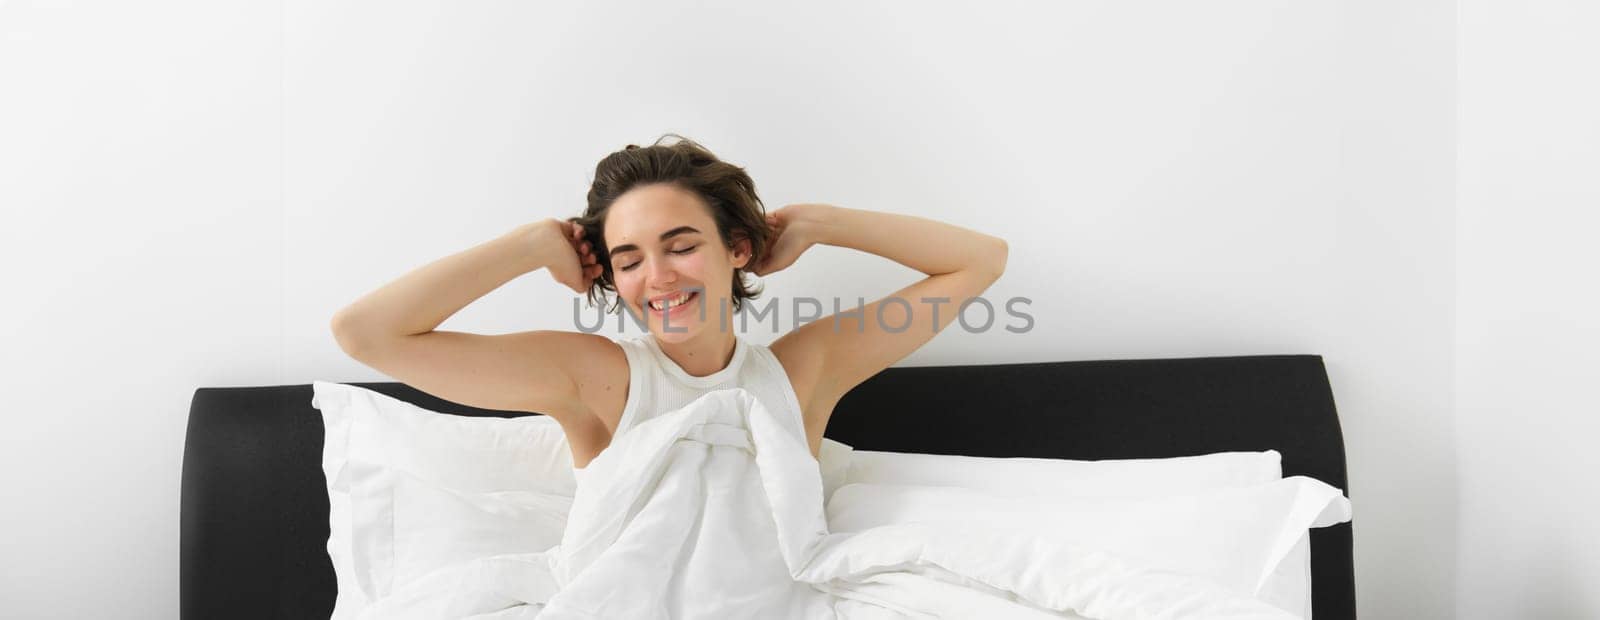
[355,388,1324,619]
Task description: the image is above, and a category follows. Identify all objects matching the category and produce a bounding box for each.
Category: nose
[646,254,677,287]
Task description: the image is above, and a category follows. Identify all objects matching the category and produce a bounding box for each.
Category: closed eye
[618,245,699,272]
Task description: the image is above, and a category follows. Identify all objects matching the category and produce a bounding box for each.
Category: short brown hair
[568,133,772,314]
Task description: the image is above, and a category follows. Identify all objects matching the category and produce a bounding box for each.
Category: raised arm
[766,204,1008,437]
[329,220,616,423]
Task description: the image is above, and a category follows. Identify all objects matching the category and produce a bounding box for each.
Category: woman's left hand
[749,203,828,277]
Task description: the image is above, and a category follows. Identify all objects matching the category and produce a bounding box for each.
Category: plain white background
[0,1,1593,618]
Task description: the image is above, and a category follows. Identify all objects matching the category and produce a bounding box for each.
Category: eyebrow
[608,226,702,257]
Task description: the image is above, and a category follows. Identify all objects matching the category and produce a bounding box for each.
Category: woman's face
[603,183,750,344]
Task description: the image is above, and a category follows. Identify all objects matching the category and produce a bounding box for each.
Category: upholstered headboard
[180,353,1355,619]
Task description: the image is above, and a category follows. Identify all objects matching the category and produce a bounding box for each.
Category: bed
[179,352,1355,619]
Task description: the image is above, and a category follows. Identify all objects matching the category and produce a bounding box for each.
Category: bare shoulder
[555,332,630,433]
[541,332,629,469]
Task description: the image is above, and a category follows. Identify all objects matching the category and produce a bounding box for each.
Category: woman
[330,134,1008,472]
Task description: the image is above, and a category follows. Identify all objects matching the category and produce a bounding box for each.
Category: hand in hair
[749,203,828,277]
[534,218,604,294]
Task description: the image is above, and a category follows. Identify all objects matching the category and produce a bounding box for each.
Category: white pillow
[828,448,1316,616]
[312,381,576,620]
[390,470,572,587]
[840,449,1283,499]
[826,475,1351,616]
[1273,533,1313,619]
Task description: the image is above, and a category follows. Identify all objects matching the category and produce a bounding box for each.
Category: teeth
[649,292,693,311]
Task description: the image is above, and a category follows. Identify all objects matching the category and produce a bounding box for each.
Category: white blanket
[357,388,1305,619]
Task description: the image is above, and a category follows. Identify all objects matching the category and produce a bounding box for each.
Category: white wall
[1456,1,1600,617]
[0,1,282,617]
[2,1,1548,618]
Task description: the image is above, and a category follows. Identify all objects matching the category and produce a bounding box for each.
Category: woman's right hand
[532,218,603,294]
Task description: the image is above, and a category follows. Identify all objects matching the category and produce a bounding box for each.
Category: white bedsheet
[356,388,1305,619]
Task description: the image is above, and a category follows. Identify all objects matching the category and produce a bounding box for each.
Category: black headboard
[180,353,1354,619]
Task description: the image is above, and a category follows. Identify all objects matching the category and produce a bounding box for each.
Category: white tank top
[576,333,809,471]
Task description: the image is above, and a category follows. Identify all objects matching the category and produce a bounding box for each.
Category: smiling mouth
[647,290,699,312]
